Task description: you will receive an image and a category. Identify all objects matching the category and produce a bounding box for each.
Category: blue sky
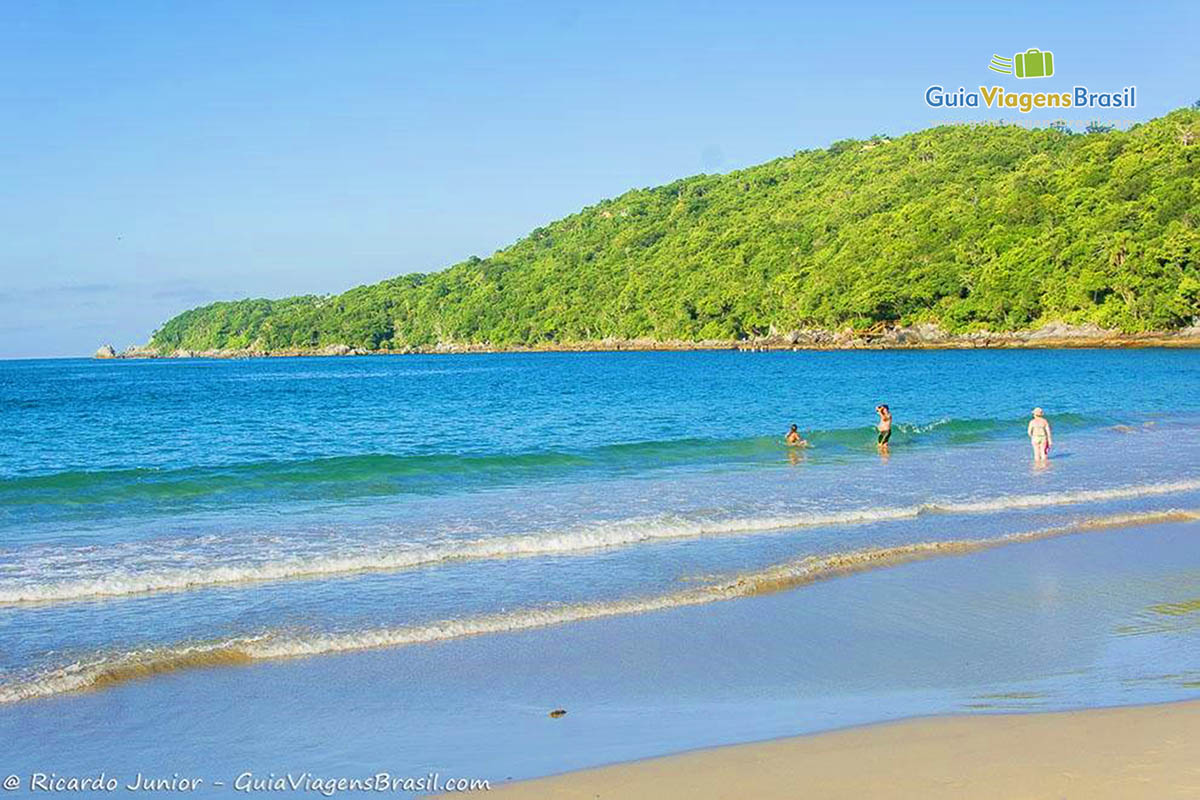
[2,0,1196,358]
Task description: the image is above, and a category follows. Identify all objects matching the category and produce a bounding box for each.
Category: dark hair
[878,404,889,411]
[789,424,798,431]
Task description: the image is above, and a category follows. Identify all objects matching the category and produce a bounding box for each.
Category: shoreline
[96,324,1200,359]
[478,699,1200,799]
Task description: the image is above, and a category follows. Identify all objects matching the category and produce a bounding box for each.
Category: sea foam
[1,508,1194,704]
[2,479,1198,605]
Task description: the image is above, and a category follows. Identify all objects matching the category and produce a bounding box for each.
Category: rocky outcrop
[98,323,1200,359]
[1027,321,1109,341]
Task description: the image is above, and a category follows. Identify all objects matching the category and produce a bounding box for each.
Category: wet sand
[481,700,1200,799]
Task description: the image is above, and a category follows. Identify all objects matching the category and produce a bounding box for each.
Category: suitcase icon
[1014,48,1054,79]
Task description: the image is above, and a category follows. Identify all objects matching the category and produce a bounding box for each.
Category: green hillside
[151,109,1200,352]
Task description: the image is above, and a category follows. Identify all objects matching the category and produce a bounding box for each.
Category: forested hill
[150,109,1200,353]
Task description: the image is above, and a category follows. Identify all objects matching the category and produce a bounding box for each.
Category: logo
[924,47,1135,114]
[989,49,1054,79]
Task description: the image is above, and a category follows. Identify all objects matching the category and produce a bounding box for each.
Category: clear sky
[2,0,1196,358]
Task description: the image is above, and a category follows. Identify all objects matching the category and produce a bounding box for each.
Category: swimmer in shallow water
[1028,407,1053,461]
[875,404,892,450]
[785,424,808,447]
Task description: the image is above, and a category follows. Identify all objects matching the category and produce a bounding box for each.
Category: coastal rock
[1029,322,1111,340]
[195,349,249,359]
[906,323,949,344]
[95,322,1200,361]
[788,329,834,346]
[832,329,858,347]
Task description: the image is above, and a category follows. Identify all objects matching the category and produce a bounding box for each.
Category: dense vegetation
[151,109,1200,352]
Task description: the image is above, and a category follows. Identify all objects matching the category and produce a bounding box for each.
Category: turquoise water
[1,350,1199,795]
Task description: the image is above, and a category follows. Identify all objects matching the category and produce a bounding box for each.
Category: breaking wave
[2,508,1195,704]
[4,478,1199,606]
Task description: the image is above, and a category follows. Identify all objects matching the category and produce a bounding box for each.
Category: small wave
[924,480,1200,514]
[0,506,922,605]
[0,637,269,704]
[4,478,1199,606]
[0,413,1111,508]
[1,508,1193,704]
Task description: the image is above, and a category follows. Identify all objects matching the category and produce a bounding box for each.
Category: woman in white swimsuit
[1027,407,1052,461]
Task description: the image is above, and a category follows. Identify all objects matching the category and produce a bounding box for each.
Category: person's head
[1032,407,1044,418]
[789,424,798,432]
[876,404,889,413]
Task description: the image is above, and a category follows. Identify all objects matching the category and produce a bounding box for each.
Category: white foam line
[3,479,1199,605]
[926,480,1200,514]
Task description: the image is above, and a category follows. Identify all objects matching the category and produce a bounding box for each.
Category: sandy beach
[483,701,1200,799]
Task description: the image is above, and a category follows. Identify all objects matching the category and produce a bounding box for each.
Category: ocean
[1,349,1198,794]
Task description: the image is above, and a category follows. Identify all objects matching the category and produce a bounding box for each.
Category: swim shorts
[877,429,891,445]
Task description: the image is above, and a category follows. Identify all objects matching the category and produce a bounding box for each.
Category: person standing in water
[785,424,808,447]
[875,405,892,450]
[1028,407,1053,461]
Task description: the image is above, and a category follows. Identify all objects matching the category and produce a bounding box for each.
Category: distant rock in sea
[94,344,117,359]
